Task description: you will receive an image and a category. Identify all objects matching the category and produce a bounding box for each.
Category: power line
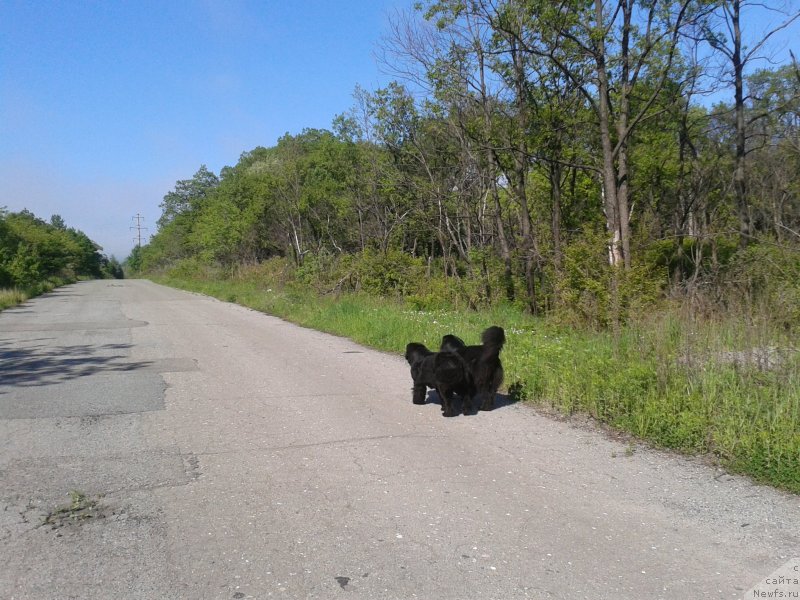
[130,213,148,247]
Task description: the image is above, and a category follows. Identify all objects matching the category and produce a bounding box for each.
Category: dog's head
[404,342,431,366]
[440,334,466,353]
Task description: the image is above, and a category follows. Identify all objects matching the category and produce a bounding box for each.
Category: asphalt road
[0,279,798,600]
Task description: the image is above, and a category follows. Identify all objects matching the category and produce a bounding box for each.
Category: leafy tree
[0,208,107,287]
[701,0,800,248]
[157,165,220,228]
[134,2,800,325]
[126,245,143,274]
[50,214,67,230]
[104,256,125,279]
[0,208,19,286]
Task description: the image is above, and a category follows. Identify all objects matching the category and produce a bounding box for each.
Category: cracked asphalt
[1,279,798,599]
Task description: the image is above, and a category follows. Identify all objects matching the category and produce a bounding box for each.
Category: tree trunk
[549,160,563,271]
[732,0,750,248]
[595,0,624,268]
[615,0,633,270]
[476,38,515,302]
[510,36,539,314]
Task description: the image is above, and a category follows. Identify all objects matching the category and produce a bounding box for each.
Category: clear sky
[1,1,797,261]
[0,0,407,260]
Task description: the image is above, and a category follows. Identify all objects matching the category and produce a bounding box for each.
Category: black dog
[440,326,505,411]
[404,343,473,417]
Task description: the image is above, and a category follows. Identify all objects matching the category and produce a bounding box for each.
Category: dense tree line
[137,0,799,326]
[0,208,121,288]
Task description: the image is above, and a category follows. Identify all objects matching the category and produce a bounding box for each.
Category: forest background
[0,208,122,309]
[134,0,800,327]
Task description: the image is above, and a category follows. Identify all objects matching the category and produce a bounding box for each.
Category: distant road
[1,279,797,599]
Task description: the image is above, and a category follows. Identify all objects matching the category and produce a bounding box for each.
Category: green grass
[0,278,75,311]
[0,287,28,310]
[151,271,800,494]
[42,490,103,529]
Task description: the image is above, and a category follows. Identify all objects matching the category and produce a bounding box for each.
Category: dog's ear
[440,334,466,352]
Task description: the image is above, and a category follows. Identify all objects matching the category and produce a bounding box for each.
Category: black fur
[440,326,505,411]
[404,343,473,417]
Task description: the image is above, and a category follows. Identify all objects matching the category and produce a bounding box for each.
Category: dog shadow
[424,390,518,416]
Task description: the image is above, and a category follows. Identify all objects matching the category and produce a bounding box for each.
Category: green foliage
[104,256,124,279]
[554,226,667,326]
[129,8,799,327]
[0,208,108,297]
[723,243,800,329]
[157,165,219,229]
[163,257,214,281]
[7,244,41,287]
[125,245,143,275]
[352,248,425,296]
[0,287,28,311]
[43,490,102,528]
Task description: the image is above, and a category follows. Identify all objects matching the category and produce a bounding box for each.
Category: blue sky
[0,0,406,259]
[1,1,797,261]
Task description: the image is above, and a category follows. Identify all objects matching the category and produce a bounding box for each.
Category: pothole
[42,491,107,530]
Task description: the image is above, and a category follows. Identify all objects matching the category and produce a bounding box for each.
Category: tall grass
[512,314,799,489]
[0,288,28,311]
[151,267,800,494]
[0,278,75,311]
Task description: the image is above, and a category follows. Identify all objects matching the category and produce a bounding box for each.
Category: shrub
[165,257,217,280]
[7,244,42,287]
[351,248,426,297]
[723,243,800,330]
[555,227,667,327]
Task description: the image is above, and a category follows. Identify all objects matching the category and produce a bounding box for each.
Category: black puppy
[404,343,473,417]
[440,326,505,411]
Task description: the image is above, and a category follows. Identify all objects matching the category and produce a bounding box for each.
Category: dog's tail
[480,326,505,359]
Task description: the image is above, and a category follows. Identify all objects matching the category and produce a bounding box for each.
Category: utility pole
[130,213,148,247]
